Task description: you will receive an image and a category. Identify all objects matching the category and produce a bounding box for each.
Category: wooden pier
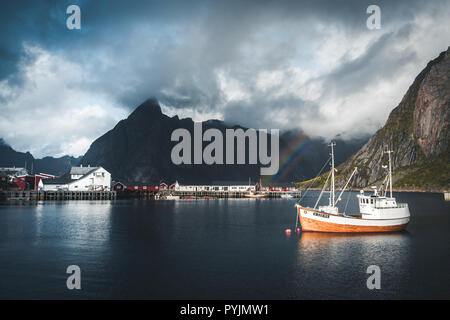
[0,189,299,201]
[0,190,117,201]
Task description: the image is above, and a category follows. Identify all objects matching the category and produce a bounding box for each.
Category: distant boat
[280,193,293,199]
[295,142,410,233]
[165,195,180,200]
[244,191,267,198]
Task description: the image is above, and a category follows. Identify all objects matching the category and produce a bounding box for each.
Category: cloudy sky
[0,0,449,157]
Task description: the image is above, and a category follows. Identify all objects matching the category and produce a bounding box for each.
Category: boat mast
[385,149,393,198]
[330,142,336,207]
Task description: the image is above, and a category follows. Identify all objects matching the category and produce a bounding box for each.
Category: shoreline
[298,187,447,194]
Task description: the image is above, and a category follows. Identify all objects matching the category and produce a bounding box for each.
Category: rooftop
[42,177,73,185]
[70,166,100,175]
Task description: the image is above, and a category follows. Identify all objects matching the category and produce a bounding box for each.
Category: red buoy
[285,229,292,236]
[296,228,301,233]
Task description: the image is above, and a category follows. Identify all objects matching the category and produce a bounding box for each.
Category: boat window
[371,199,374,204]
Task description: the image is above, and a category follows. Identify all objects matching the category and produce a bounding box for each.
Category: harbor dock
[0,190,117,201]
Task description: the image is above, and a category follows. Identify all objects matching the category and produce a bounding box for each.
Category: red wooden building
[17,173,56,190]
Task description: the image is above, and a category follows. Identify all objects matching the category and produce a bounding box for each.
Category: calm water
[0,192,449,299]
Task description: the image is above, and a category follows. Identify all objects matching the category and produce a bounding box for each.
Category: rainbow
[262,133,312,184]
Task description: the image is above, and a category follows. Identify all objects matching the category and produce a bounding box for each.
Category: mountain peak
[129,98,163,118]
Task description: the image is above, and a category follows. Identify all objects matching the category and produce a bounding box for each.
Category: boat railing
[374,203,408,209]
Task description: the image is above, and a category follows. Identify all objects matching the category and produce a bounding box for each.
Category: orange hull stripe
[299,215,408,233]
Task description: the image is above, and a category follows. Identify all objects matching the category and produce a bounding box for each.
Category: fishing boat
[165,195,180,200]
[280,193,294,199]
[244,178,268,198]
[244,191,267,198]
[295,142,410,233]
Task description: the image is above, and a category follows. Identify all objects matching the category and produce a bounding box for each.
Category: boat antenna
[384,148,393,198]
[329,142,336,207]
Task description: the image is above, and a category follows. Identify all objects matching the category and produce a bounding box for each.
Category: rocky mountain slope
[81,99,263,184]
[300,47,450,192]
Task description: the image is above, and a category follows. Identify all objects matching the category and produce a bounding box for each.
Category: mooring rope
[296,156,331,204]
[343,189,351,214]
[294,156,331,232]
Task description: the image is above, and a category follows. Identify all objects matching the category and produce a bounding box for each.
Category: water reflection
[293,231,412,299]
[0,193,447,299]
[33,201,113,244]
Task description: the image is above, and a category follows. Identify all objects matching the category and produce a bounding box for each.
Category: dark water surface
[0,191,449,299]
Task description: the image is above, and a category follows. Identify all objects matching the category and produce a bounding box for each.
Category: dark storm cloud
[1,0,449,156]
[0,0,433,96]
[320,24,418,98]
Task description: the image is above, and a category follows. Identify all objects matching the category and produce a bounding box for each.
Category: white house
[42,166,111,191]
